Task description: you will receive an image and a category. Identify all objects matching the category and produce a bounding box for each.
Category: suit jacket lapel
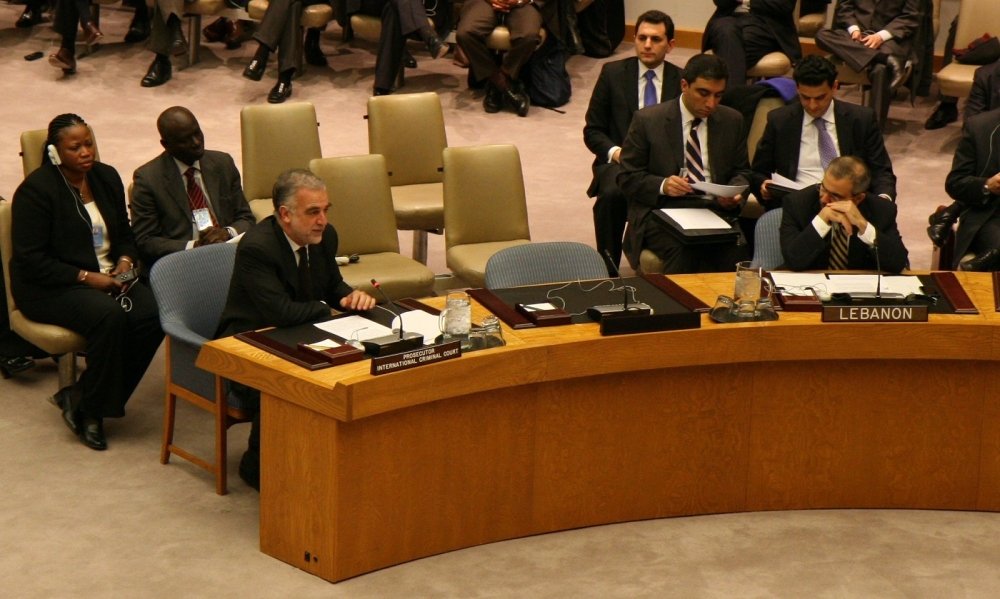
[624,58,639,113]
[665,101,684,175]
[162,153,194,221]
[270,218,301,297]
[832,100,852,156]
[200,154,224,217]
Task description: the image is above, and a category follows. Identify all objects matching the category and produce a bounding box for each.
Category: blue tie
[643,70,657,108]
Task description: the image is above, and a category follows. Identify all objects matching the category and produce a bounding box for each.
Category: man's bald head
[157,106,205,165]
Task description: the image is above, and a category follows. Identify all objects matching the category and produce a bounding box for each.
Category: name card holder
[515,303,572,326]
[822,304,928,322]
[370,340,462,375]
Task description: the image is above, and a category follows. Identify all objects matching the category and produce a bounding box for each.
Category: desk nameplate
[822,304,928,322]
[370,340,462,375]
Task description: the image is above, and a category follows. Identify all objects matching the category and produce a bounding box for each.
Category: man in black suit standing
[217,169,376,490]
[751,55,896,208]
[131,107,256,271]
[943,108,1000,271]
[781,156,908,272]
[702,0,802,88]
[583,9,682,274]
[815,0,921,125]
[618,53,751,274]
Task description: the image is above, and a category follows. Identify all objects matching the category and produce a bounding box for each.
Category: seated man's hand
[195,226,231,247]
[860,33,883,49]
[715,193,742,210]
[986,173,1000,195]
[850,29,863,42]
[820,200,867,236]
[340,290,377,312]
[663,175,693,197]
[760,180,774,201]
[490,0,512,12]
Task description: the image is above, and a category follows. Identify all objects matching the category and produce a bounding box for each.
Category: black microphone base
[587,302,652,321]
[362,332,424,357]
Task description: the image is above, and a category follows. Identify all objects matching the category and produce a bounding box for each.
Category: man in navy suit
[583,9,682,273]
[751,55,896,208]
[781,156,908,272]
[131,107,256,271]
[217,169,376,490]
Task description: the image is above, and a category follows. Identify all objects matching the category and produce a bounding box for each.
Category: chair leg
[412,230,428,264]
[185,14,203,67]
[56,353,77,390]
[214,376,228,495]
[161,391,177,464]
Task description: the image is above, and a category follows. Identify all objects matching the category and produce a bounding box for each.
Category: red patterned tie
[185,167,217,225]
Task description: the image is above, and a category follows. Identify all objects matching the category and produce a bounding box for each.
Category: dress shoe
[926,203,960,246]
[82,22,104,47]
[267,80,292,103]
[224,21,243,50]
[403,49,417,69]
[167,19,188,56]
[426,36,449,59]
[243,57,266,81]
[79,417,107,451]
[304,38,326,67]
[960,249,1000,272]
[140,56,172,87]
[924,102,959,130]
[373,87,392,96]
[48,384,81,434]
[483,82,503,113]
[15,7,42,28]
[238,450,260,491]
[886,55,911,91]
[202,17,229,43]
[503,87,530,117]
[0,355,35,379]
[124,14,150,43]
[48,48,76,74]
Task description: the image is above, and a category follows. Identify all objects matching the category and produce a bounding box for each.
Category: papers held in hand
[766,173,808,199]
[653,208,740,244]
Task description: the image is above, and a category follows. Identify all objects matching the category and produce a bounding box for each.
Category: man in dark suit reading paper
[217,169,376,490]
[618,53,751,274]
[781,156,908,273]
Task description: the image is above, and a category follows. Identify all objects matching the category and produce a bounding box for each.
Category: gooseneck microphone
[586,251,652,320]
[371,278,403,340]
[362,279,424,356]
[603,249,629,311]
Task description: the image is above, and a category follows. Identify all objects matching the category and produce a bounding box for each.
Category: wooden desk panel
[197,272,1000,582]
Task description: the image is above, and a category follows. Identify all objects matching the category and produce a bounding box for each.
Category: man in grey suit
[131,107,255,270]
[618,54,751,274]
[583,9,682,273]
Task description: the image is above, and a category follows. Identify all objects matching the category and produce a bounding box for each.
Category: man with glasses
[780,156,907,272]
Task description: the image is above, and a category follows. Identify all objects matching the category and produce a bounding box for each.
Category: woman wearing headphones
[10,114,163,451]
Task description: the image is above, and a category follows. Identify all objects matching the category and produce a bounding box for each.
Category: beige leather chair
[797,0,828,38]
[309,155,435,299]
[442,144,531,288]
[240,101,323,222]
[367,92,447,264]
[0,202,85,390]
[247,0,335,72]
[20,128,101,177]
[180,0,227,66]
[937,0,999,98]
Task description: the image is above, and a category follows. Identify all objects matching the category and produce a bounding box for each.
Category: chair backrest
[20,127,101,177]
[308,155,401,256]
[484,242,608,289]
[952,0,996,52]
[751,208,784,270]
[149,243,238,343]
[240,102,322,211]
[747,96,787,163]
[443,144,530,248]
[367,92,448,187]
[0,202,17,317]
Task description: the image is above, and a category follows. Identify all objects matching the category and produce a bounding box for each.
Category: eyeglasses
[818,183,857,202]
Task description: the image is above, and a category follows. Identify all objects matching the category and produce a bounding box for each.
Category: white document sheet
[390,310,441,345]
[769,271,831,296]
[770,173,808,190]
[826,274,925,296]
[660,208,732,231]
[314,315,393,342]
[691,181,749,197]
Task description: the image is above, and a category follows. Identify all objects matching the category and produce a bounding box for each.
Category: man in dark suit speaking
[781,156,908,272]
[131,107,255,270]
[618,53,750,274]
[583,9,681,274]
[751,55,896,208]
[217,169,377,490]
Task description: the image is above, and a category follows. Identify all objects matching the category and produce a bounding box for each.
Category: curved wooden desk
[197,272,1000,582]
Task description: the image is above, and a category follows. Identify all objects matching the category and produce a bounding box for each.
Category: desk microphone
[587,251,652,320]
[362,279,423,356]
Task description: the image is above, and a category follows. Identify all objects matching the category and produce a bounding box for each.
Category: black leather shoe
[238,450,260,491]
[15,7,42,28]
[79,417,107,451]
[49,385,82,434]
[48,48,76,75]
[503,87,530,117]
[168,20,188,56]
[483,82,503,113]
[0,355,34,379]
[403,49,417,69]
[927,222,953,247]
[426,36,449,59]
[960,249,1000,272]
[243,57,266,81]
[124,14,150,43]
[924,102,959,130]
[267,80,292,103]
[886,55,911,91]
[141,56,172,87]
[82,22,104,48]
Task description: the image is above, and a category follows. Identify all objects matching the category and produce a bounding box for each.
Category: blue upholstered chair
[484,241,608,289]
[751,208,784,271]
